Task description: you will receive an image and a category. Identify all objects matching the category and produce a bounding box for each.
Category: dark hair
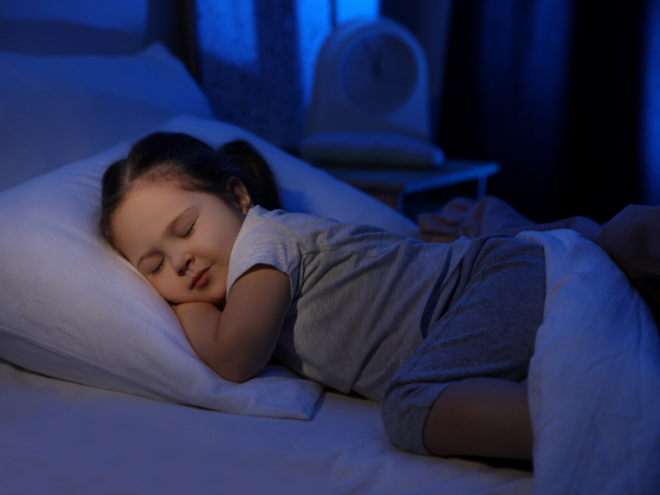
[99,132,281,246]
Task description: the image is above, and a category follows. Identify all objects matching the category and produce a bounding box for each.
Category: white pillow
[0,43,214,193]
[0,115,419,420]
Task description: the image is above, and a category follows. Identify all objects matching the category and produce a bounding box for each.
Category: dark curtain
[383,0,651,223]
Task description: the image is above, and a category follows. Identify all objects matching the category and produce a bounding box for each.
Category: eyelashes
[151,259,163,275]
[150,221,196,276]
[181,221,195,239]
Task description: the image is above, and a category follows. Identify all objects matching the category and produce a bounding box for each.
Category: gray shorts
[380,237,545,455]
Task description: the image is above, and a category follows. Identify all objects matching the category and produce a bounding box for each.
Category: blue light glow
[296,0,332,106]
[197,0,259,70]
[335,0,380,25]
[196,0,339,148]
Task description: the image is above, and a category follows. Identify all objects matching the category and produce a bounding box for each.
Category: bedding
[519,230,660,493]
[0,356,534,494]
[421,195,660,324]
[0,114,419,420]
[0,43,214,193]
[0,35,658,495]
[421,196,660,491]
[1,203,658,492]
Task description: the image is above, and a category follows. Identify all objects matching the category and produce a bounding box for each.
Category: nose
[174,252,193,276]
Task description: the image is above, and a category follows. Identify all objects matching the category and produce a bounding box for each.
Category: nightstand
[318,159,500,217]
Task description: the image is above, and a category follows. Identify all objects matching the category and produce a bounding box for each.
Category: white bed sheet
[0,358,532,495]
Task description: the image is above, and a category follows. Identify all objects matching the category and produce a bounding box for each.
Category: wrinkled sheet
[418,196,603,244]
[0,358,533,495]
[423,199,660,491]
[520,230,660,494]
[420,195,660,324]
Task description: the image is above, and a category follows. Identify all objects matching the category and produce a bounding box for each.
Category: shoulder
[228,207,313,297]
[239,206,345,246]
[245,206,338,232]
[242,206,426,255]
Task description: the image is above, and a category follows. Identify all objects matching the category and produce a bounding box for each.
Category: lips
[191,267,210,289]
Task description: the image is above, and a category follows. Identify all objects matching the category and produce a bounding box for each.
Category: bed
[0,19,659,495]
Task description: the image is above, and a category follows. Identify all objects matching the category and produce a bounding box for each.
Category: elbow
[203,334,273,383]
[211,360,260,384]
[218,369,254,384]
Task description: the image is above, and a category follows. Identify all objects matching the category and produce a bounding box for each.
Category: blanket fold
[419,196,660,325]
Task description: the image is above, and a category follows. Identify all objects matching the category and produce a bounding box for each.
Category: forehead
[121,180,191,215]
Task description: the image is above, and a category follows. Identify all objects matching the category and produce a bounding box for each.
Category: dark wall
[560,1,644,222]
[384,0,649,223]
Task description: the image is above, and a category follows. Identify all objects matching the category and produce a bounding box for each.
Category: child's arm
[173,265,290,383]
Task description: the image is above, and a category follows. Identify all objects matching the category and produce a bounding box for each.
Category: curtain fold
[387,0,652,223]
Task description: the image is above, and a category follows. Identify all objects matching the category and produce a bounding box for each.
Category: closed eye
[181,222,195,239]
[150,259,164,275]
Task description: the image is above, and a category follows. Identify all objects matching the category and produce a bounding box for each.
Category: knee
[380,381,448,456]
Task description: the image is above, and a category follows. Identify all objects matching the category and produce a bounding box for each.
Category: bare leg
[423,377,533,459]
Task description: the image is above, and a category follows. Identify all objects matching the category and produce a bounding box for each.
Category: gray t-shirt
[227,206,472,402]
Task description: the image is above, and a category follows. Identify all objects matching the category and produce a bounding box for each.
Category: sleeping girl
[99,132,545,461]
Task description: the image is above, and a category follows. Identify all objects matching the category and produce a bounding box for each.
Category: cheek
[149,272,184,302]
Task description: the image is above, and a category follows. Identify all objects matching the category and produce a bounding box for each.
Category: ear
[227,178,254,214]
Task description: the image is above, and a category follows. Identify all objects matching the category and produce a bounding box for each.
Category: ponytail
[218,140,282,211]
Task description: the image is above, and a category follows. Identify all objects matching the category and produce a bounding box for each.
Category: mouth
[191,267,210,290]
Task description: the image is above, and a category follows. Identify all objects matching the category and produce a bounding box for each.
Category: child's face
[110,181,251,306]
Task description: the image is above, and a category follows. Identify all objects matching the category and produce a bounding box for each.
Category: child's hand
[172,301,224,355]
[172,301,220,324]
[170,265,290,383]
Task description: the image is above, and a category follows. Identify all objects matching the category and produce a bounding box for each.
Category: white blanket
[520,230,660,494]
